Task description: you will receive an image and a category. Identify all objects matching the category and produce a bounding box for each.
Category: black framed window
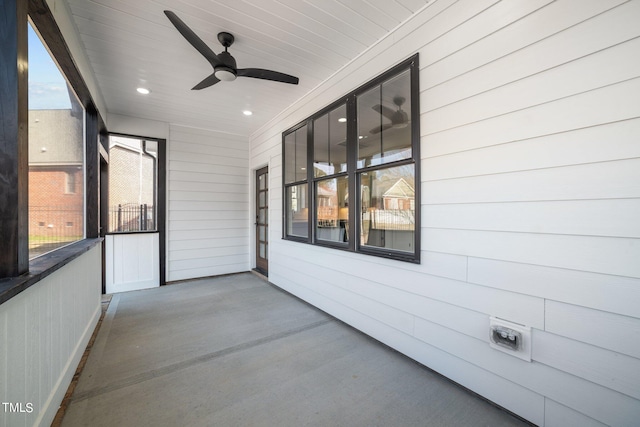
[28,21,86,259]
[283,55,420,263]
[284,124,309,239]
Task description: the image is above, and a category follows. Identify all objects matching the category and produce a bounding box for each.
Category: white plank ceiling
[63,0,430,136]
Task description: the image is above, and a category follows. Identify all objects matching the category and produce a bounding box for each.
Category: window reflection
[286,184,308,238]
[314,104,347,177]
[360,164,415,253]
[357,69,412,168]
[28,22,85,259]
[316,176,349,243]
[284,125,308,184]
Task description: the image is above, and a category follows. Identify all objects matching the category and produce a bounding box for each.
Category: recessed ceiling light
[136,87,150,94]
[243,110,253,116]
[338,117,347,123]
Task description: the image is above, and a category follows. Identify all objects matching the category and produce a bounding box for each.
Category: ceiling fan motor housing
[215,50,238,80]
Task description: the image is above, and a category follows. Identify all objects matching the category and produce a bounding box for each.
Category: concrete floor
[61,272,532,427]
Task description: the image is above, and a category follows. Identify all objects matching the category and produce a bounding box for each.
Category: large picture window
[283,55,419,262]
[28,22,85,259]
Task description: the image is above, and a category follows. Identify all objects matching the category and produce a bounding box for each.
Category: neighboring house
[28,109,84,244]
[381,178,415,212]
[107,139,156,232]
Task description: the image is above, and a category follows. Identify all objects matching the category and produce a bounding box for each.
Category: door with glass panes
[256,167,268,275]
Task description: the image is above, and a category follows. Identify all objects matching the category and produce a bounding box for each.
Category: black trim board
[0,0,29,278]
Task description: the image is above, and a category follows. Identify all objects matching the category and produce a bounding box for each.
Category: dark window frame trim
[282,54,420,263]
[0,0,107,304]
[104,131,167,286]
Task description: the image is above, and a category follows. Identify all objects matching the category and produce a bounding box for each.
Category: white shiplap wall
[0,246,101,427]
[168,124,250,281]
[249,0,640,425]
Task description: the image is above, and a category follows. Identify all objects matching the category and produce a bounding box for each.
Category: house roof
[29,109,84,165]
[383,177,415,198]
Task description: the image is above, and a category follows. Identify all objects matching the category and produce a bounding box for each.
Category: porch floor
[60,272,531,427]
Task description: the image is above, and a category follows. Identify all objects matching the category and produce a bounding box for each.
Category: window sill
[0,238,103,305]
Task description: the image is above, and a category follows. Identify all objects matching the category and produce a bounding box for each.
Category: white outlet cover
[489,317,532,362]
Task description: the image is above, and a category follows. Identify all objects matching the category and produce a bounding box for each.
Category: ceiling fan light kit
[215,67,236,81]
[164,11,299,90]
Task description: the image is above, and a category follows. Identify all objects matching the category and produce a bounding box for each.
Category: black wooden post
[0,0,29,278]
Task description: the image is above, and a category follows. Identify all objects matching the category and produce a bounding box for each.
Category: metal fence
[29,206,84,258]
[108,203,155,232]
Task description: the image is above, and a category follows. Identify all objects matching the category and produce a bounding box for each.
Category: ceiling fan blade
[237,68,299,85]
[164,11,222,68]
[372,104,396,120]
[192,73,220,90]
[370,123,394,134]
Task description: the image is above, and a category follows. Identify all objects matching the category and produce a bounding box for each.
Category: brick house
[28,109,84,252]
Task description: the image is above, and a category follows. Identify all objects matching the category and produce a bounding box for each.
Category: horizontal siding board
[423,119,640,179]
[424,228,640,278]
[423,158,640,204]
[467,258,640,318]
[533,330,640,400]
[169,219,248,231]
[422,0,628,89]
[544,399,608,427]
[420,250,468,281]
[170,131,249,148]
[423,77,640,157]
[169,141,248,159]
[413,316,640,427]
[426,37,640,135]
[276,253,485,339]
[271,244,544,329]
[169,201,248,211]
[170,229,248,241]
[546,301,640,359]
[424,199,640,238]
[168,264,249,282]
[169,191,248,203]
[170,237,249,251]
[415,0,552,74]
[169,210,250,221]
[169,245,248,261]
[272,259,415,335]
[169,150,248,168]
[169,164,247,177]
[169,181,248,194]
[170,254,249,271]
[424,1,640,113]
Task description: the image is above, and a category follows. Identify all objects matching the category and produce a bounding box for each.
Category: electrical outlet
[489,317,532,362]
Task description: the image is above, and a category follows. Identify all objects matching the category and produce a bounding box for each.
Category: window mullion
[346,95,358,251]
[306,120,314,243]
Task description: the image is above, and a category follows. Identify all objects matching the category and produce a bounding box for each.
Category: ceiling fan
[164,11,299,90]
[370,96,409,134]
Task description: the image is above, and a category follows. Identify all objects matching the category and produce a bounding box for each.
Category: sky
[28,22,72,110]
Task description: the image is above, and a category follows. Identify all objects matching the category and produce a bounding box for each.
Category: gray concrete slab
[61,272,532,427]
